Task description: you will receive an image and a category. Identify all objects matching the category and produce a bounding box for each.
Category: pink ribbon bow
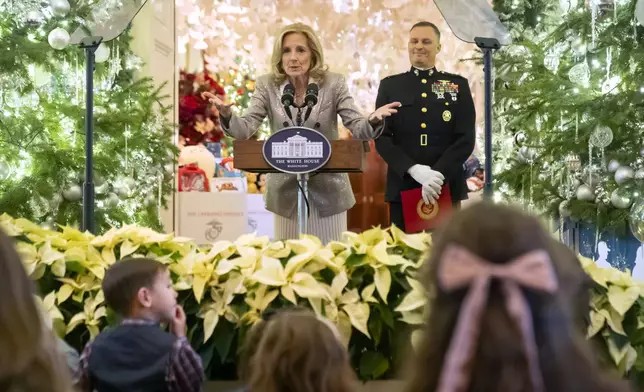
[435,245,559,392]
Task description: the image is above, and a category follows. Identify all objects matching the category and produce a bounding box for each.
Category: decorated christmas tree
[492,0,644,235]
[0,0,177,232]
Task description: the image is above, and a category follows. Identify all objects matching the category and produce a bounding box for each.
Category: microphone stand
[475,37,501,200]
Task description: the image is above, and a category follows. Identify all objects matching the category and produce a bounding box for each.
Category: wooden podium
[233,138,369,236]
[233,139,369,173]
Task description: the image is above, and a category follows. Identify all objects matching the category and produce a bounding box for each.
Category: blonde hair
[270,23,328,85]
[0,228,73,392]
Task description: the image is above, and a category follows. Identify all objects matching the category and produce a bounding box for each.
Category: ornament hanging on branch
[568,62,590,86]
[629,197,644,241]
[49,0,70,17]
[95,43,110,63]
[615,166,634,185]
[637,0,644,27]
[608,159,621,172]
[48,27,70,50]
[576,184,595,201]
[25,9,45,26]
[611,188,633,209]
[62,185,82,201]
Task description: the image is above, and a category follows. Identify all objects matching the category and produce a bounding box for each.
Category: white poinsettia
[66,291,107,339]
[309,271,370,344]
[250,237,328,304]
[199,273,245,342]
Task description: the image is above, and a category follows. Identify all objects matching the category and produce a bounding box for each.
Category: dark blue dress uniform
[375,67,476,231]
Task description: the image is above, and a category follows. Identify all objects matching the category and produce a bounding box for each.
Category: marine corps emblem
[416,199,439,220]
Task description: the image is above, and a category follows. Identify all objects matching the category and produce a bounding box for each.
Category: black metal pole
[483,47,493,199]
[474,37,501,201]
[80,37,102,234]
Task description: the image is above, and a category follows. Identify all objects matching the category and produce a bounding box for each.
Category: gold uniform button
[421,123,427,129]
[421,92,427,98]
[421,107,427,113]
[421,79,427,84]
[445,102,449,106]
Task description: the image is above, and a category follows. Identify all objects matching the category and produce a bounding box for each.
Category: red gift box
[400,185,452,233]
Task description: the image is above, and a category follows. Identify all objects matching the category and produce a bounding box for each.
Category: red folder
[400,185,452,233]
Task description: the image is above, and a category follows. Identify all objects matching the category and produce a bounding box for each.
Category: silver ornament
[95,182,109,195]
[95,43,110,63]
[568,62,590,86]
[559,200,572,217]
[636,169,644,180]
[636,0,644,27]
[544,53,561,73]
[565,154,581,171]
[576,184,595,201]
[26,9,45,25]
[41,216,55,231]
[50,0,71,17]
[115,185,132,199]
[514,132,527,146]
[47,27,70,50]
[62,185,82,201]
[519,146,537,163]
[590,125,613,149]
[630,198,644,242]
[106,193,119,207]
[611,188,633,209]
[608,160,621,173]
[30,195,49,218]
[615,166,635,185]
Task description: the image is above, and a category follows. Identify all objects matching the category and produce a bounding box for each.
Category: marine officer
[374,21,476,232]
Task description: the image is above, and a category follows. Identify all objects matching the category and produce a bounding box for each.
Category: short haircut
[102,258,167,317]
[410,21,441,40]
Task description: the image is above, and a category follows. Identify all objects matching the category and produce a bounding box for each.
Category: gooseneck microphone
[281,83,295,123]
[303,83,319,124]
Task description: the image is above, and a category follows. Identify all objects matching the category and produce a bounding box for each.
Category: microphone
[303,83,319,123]
[281,83,295,123]
[304,83,319,108]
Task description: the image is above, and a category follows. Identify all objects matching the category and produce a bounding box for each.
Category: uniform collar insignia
[412,66,437,77]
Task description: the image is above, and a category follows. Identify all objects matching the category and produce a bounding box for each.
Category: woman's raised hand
[201,91,234,119]
[368,101,401,125]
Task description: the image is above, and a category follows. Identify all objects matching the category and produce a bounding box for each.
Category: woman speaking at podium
[203,23,400,243]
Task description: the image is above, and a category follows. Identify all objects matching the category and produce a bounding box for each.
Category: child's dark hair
[406,202,630,392]
[102,258,167,317]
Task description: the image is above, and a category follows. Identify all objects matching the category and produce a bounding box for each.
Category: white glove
[422,183,439,205]
[408,164,444,204]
